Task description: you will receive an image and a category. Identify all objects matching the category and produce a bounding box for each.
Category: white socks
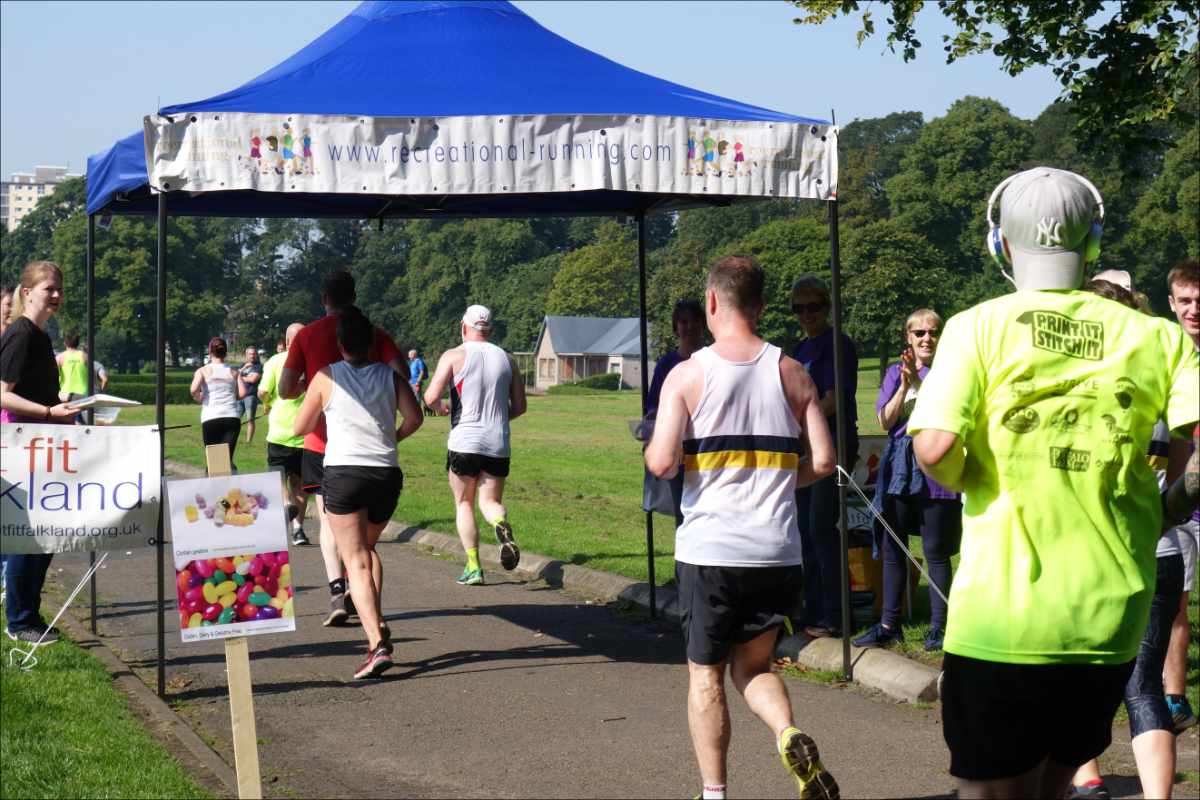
[702,784,726,799]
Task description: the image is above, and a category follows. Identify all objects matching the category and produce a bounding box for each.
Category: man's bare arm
[780,357,834,487]
[423,349,459,415]
[278,366,302,400]
[913,429,966,493]
[645,364,694,479]
[508,356,527,420]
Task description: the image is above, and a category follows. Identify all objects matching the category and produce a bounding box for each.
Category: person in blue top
[853,308,961,653]
[790,275,859,639]
[645,299,704,525]
[408,348,427,402]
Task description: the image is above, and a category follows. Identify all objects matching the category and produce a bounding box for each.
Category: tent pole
[827,198,852,681]
[156,192,168,698]
[636,211,655,619]
[86,214,98,635]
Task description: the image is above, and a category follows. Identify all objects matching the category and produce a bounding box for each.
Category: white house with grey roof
[533,316,646,391]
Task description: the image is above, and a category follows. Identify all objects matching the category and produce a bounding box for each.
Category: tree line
[1,94,1195,374]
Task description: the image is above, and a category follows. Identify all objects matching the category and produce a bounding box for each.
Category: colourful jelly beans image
[184,487,268,528]
[176,550,293,631]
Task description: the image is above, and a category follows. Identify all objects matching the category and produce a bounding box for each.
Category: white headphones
[986,170,1105,285]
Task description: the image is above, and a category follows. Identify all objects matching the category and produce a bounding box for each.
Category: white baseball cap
[999,167,1099,290]
[1092,269,1132,292]
[462,304,493,331]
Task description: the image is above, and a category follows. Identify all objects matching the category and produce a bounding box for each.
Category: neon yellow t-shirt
[908,290,1199,665]
[258,351,305,449]
[58,349,89,396]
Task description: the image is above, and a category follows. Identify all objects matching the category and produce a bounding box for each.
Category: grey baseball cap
[1000,167,1098,290]
[462,304,493,331]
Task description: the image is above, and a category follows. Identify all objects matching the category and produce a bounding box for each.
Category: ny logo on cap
[1036,217,1063,247]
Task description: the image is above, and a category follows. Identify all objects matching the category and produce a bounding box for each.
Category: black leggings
[1125,553,1184,737]
[201,417,241,470]
[881,496,961,629]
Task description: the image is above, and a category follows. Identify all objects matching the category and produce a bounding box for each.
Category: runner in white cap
[424,304,527,585]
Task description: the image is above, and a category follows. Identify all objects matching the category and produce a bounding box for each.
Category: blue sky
[0,0,1060,180]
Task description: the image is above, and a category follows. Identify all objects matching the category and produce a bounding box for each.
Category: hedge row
[105,382,195,405]
[545,372,623,395]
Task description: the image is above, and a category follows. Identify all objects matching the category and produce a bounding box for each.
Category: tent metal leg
[636,211,655,618]
[86,214,98,635]
[156,192,168,698]
[827,198,852,681]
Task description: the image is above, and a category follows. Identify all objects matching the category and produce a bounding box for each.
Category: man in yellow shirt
[55,332,89,400]
[909,167,1199,799]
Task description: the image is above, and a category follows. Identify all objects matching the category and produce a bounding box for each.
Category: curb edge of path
[52,607,239,799]
[165,458,940,705]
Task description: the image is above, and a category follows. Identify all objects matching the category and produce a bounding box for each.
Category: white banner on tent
[144,113,837,201]
[1,424,160,554]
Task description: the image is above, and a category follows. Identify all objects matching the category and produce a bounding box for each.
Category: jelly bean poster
[166,472,295,642]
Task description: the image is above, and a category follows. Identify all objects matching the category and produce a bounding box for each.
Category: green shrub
[546,371,623,395]
[105,381,195,405]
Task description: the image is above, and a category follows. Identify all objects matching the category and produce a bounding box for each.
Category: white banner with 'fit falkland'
[143,113,838,201]
[1,424,160,554]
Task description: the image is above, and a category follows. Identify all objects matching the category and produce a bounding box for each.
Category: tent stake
[636,211,655,618]
[156,191,168,698]
[827,197,852,682]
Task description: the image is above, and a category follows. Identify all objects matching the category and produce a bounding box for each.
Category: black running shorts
[446,450,510,478]
[675,562,802,666]
[321,465,403,524]
[941,652,1133,780]
[267,442,304,476]
[301,449,325,495]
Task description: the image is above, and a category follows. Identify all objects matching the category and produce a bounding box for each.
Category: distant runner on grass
[424,304,526,586]
[646,255,839,800]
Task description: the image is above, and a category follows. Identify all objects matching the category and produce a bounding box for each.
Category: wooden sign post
[205,444,263,800]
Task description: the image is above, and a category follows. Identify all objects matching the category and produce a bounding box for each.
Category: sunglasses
[909,329,940,338]
[792,301,827,314]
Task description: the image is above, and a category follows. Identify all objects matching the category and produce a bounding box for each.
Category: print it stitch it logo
[1024,311,1104,361]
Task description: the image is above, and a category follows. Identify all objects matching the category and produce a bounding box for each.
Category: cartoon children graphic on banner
[301,128,313,175]
[733,140,746,175]
[686,131,697,177]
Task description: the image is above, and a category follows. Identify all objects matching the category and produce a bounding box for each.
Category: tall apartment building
[4,165,81,231]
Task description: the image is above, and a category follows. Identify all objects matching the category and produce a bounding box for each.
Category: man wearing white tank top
[647,255,838,800]
[425,305,527,586]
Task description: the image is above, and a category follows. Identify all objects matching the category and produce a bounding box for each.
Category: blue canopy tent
[84,0,853,696]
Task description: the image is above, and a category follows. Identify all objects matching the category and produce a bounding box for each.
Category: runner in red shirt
[280,270,407,626]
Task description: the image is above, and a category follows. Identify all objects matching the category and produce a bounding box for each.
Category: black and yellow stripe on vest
[682,434,805,472]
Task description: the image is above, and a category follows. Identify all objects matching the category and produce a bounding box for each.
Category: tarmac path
[49,533,1193,799]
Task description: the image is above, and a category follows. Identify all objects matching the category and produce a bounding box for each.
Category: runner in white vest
[425,304,527,586]
[646,255,838,800]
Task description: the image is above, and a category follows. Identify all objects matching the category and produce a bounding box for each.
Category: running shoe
[851,623,904,649]
[291,527,310,547]
[495,520,520,571]
[323,593,351,627]
[779,727,839,799]
[456,568,485,586]
[923,627,945,652]
[1068,779,1111,798]
[353,645,393,680]
[1166,694,1197,734]
[5,625,59,645]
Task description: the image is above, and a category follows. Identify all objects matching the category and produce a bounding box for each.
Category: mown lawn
[0,634,210,799]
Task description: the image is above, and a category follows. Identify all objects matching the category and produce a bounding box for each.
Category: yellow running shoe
[779,727,839,799]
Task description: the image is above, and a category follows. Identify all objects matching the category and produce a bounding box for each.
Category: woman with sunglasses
[854,308,961,652]
[790,275,859,639]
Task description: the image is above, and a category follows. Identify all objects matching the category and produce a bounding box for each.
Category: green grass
[0,634,210,799]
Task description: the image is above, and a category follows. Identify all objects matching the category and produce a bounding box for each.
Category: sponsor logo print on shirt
[1025,311,1104,361]
[1049,446,1090,472]
[1001,406,1039,434]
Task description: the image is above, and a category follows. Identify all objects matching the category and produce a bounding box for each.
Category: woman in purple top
[853,308,961,653]
[645,299,704,525]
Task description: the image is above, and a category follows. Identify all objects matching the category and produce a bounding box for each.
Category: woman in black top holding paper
[0,260,76,644]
